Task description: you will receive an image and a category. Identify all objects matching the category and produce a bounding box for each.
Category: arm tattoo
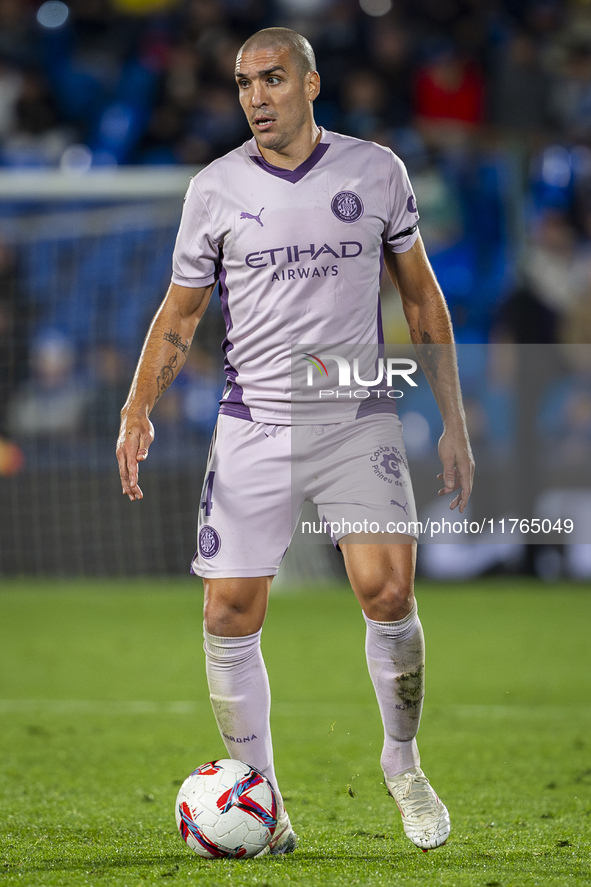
[413,328,441,382]
[156,353,178,401]
[419,345,442,383]
[162,329,189,355]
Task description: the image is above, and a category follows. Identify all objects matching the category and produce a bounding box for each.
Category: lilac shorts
[192,413,417,578]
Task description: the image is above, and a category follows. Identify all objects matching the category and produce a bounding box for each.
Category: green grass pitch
[1,576,590,886]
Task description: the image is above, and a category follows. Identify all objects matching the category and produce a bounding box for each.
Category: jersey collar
[248,132,330,183]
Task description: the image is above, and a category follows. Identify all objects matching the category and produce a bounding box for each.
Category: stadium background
[0,0,590,579]
[1,5,590,885]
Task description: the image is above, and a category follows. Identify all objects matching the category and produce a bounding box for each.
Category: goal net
[0,168,344,582]
[0,167,224,576]
[2,170,588,581]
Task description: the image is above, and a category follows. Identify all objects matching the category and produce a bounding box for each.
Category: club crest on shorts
[331,191,364,223]
[199,525,221,559]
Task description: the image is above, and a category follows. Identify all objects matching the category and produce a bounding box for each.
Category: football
[175,759,277,859]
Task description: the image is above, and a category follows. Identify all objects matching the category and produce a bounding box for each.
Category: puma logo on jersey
[240,207,265,227]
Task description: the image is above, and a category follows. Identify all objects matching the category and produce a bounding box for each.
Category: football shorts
[192,413,418,578]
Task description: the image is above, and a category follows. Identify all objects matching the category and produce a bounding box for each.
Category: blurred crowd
[1,1,591,379]
[1,0,591,338]
[1,2,591,406]
[1,1,591,580]
[0,0,589,170]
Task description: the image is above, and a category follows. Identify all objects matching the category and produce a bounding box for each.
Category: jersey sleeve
[383,152,420,254]
[171,178,219,287]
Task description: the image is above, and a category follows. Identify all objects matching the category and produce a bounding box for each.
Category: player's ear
[307,70,320,101]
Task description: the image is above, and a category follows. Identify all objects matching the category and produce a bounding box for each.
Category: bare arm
[384,235,474,512]
[116,281,215,501]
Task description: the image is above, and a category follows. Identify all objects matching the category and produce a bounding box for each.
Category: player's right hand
[116,416,154,501]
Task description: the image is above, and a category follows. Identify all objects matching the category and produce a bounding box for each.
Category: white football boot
[385,767,451,851]
[256,805,298,857]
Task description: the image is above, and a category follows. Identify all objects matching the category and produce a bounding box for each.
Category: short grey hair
[238,28,316,77]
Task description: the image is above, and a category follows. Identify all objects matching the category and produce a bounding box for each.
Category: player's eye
[237,79,250,89]
[266,76,280,85]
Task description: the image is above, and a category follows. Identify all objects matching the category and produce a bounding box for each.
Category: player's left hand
[437,425,474,513]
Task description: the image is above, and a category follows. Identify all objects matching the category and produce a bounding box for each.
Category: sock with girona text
[363,601,424,778]
[203,627,282,806]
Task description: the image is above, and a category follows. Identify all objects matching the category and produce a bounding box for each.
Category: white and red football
[175,759,277,859]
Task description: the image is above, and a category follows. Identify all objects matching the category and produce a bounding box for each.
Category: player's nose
[250,80,265,106]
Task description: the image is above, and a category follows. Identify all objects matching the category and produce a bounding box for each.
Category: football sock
[364,602,424,777]
[203,627,282,806]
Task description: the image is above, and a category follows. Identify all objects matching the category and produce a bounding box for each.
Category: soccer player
[117,28,474,855]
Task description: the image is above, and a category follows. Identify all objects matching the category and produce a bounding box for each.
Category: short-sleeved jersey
[172,128,419,424]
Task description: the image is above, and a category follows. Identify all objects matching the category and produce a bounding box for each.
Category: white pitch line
[0,700,589,717]
[0,699,204,715]
[0,699,375,716]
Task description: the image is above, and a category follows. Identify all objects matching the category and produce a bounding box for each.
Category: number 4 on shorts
[201,470,215,517]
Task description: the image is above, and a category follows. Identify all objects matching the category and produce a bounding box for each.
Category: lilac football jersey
[171,129,420,424]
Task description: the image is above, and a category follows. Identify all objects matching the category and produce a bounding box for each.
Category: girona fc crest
[331,191,364,223]
[199,525,221,559]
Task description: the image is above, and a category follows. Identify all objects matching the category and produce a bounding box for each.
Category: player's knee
[359,577,414,622]
[203,597,253,636]
[203,599,233,636]
[203,578,269,637]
